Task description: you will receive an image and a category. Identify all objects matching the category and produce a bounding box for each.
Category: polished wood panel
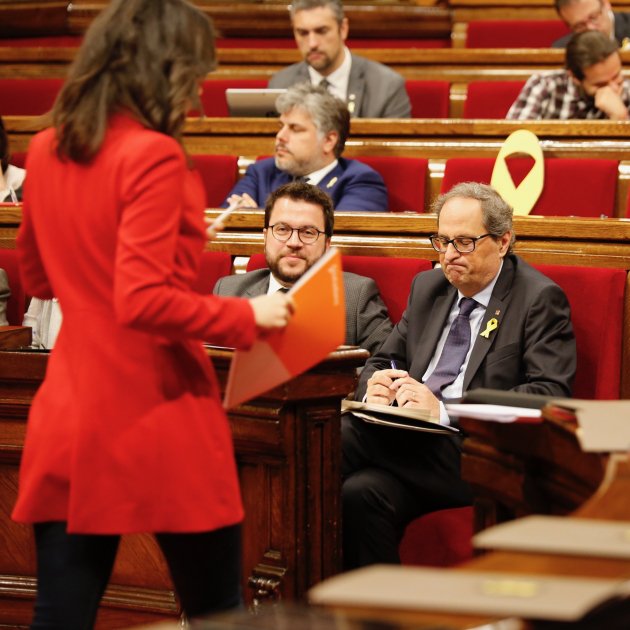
[0,346,366,627]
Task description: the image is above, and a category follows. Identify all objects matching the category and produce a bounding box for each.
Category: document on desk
[223,247,345,409]
[474,515,630,560]
[445,403,542,423]
[308,565,624,622]
[342,400,457,434]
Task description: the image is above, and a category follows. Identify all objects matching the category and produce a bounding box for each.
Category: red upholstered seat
[197,79,268,117]
[191,252,233,294]
[190,154,239,208]
[463,81,525,119]
[342,255,432,322]
[247,253,432,323]
[0,78,64,116]
[466,20,570,48]
[0,36,82,47]
[354,156,429,213]
[405,80,450,118]
[0,248,27,326]
[441,157,619,217]
[534,264,625,400]
[399,506,473,567]
[10,152,26,169]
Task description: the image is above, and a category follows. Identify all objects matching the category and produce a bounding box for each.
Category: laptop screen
[225,88,286,117]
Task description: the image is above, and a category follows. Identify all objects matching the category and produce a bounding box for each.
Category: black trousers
[31,521,242,629]
[341,413,472,569]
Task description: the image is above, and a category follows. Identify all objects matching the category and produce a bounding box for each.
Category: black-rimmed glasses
[269,223,326,244]
[430,233,493,254]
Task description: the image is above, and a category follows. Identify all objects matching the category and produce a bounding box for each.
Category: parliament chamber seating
[462,81,525,119]
[404,80,451,119]
[192,251,233,294]
[441,157,619,217]
[353,156,429,213]
[190,154,239,208]
[465,20,570,48]
[0,78,64,115]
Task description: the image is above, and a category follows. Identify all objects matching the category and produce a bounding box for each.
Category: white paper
[445,403,542,423]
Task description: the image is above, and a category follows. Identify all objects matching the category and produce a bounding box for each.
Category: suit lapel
[346,54,364,118]
[317,164,343,197]
[243,274,271,298]
[464,257,515,390]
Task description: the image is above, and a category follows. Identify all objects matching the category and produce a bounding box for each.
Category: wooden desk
[0,346,367,628]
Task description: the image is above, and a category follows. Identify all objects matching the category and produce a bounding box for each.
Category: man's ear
[340,17,349,42]
[499,231,512,257]
[322,131,339,157]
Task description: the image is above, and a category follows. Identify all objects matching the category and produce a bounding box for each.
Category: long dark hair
[53,0,216,162]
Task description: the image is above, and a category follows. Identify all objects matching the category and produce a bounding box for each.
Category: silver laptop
[226,88,286,117]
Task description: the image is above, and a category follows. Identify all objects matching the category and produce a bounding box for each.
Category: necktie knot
[277,287,289,294]
[319,78,331,91]
[458,297,478,318]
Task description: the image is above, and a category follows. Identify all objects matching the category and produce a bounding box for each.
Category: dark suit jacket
[222,157,388,212]
[268,53,411,119]
[552,12,630,47]
[214,268,393,357]
[345,255,575,508]
[357,254,576,399]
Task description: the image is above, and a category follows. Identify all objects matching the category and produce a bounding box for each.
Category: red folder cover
[223,248,345,409]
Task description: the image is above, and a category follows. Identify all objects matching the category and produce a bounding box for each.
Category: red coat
[13,115,254,534]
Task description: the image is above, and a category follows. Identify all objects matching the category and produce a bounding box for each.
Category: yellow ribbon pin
[480,318,498,338]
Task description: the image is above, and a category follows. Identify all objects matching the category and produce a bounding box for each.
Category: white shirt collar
[267,273,288,295]
[304,159,338,186]
[307,46,351,102]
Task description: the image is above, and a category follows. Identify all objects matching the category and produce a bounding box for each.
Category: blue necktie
[424,297,478,400]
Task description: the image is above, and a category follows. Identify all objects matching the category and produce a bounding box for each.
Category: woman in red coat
[12,0,293,626]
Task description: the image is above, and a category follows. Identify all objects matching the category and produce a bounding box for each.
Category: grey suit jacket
[269,53,411,119]
[0,268,10,326]
[214,269,393,357]
[356,255,576,400]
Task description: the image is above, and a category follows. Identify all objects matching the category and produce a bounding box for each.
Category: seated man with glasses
[507,30,630,120]
[214,181,392,357]
[342,182,576,569]
[552,0,630,48]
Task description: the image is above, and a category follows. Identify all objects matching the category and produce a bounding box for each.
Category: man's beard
[267,253,313,284]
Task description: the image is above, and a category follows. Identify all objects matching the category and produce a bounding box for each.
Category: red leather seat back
[463,81,525,119]
[190,154,239,208]
[441,157,618,217]
[535,264,625,399]
[0,78,64,115]
[466,20,570,48]
[192,252,233,294]
[405,80,450,118]
[354,156,429,213]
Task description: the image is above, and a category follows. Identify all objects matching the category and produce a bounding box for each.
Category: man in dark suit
[268,0,410,118]
[342,182,576,568]
[553,0,630,48]
[223,82,388,212]
[215,182,392,357]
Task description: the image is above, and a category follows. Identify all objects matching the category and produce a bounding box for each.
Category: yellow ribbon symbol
[480,318,498,339]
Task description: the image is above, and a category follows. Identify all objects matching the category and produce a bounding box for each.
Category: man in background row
[215,182,393,357]
[553,0,630,48]
[507,30,630,119]
[269,0,411,118]
[223,83,388,212]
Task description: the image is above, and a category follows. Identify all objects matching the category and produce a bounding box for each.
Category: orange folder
[223,248,345,409]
